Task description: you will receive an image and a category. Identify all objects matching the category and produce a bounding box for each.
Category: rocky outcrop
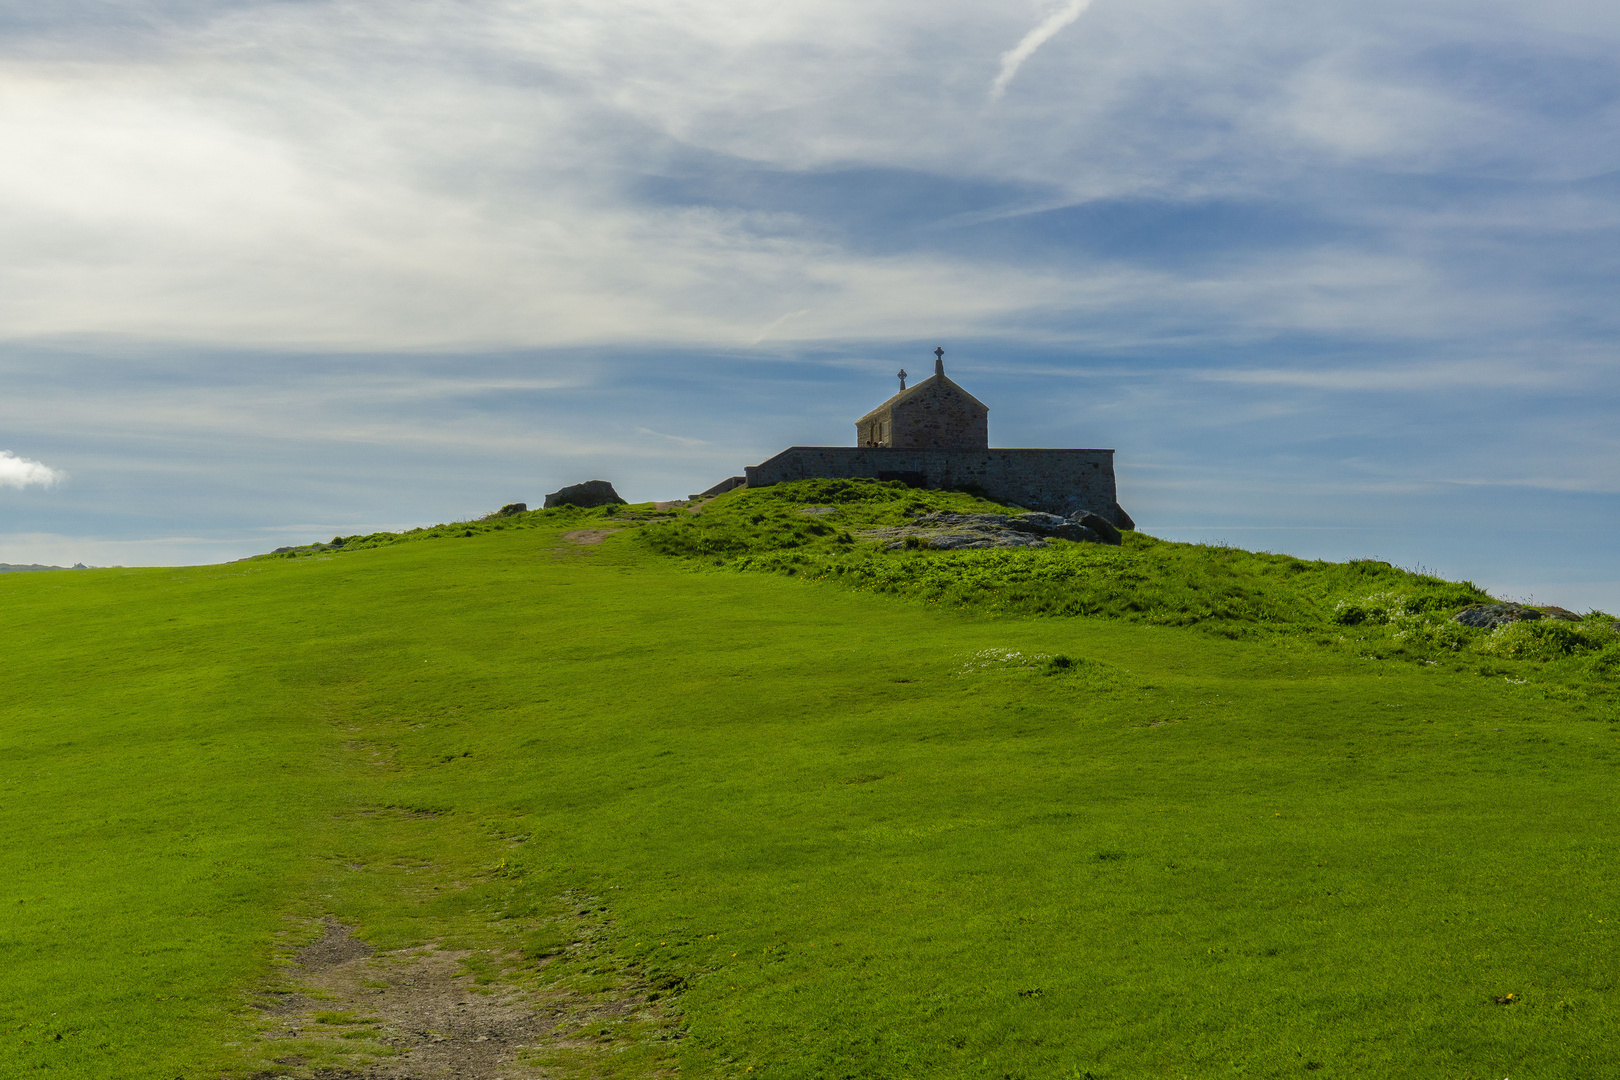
[1451,603,1582,629]
[861,510,1123,551]
[543,481,627,509]
[1058,497,1133,530]
[1069,511,1123,545]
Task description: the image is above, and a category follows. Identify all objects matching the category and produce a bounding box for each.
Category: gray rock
[1452,603,1543,629]
[1058,499,1134,530]
[869,513,1046,550]
[899,530,1049,551]
[1055,523,1101,543]
[948,529,1044,549]
[494,502,527,516]
[867,510,1114,550]
[543,480,627,509]
[1067,512,1122,546]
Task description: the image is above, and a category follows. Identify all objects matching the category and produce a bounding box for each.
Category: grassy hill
[3,480,1618,1079]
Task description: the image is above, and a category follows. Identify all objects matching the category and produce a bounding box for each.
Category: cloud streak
[0,451,63,489]
[0,0,1617,354]
[990,0,1094,102]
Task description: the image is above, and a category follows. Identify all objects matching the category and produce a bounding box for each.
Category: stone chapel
[703,346,1131,527]
[855,347,989,450]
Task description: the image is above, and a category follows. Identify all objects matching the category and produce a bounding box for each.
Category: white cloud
[990,0,1095,103]
[0,450,63,488]
[0,0,1613,351]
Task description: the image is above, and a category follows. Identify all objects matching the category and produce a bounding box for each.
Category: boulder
[543,480,627,509]
[494,502,527,517]
[1058,498,1134,531]
[1067,511,1122,546]
[1452,603,1542,630]
[1053,523,1101,543]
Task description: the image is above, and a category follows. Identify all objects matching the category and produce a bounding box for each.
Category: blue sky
[1,0,1616,608]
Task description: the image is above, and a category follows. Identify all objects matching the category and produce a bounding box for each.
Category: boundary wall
[743,447,1125,523]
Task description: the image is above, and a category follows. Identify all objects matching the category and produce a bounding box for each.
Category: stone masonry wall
[744,447,1121,522]
[891,380,988,449]
[857,408,891,447]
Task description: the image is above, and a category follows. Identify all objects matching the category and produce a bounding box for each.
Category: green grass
[3,480,1619,1079]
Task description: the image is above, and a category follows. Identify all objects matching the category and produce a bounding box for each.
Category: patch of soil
[560,529,622,546]
[301,917,375,969]
[259,922,554,1080]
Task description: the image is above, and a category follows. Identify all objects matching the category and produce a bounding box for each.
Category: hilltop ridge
[255,477,1619,689]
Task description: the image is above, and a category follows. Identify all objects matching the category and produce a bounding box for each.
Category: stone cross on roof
[897,368,907,391]
[934,346,944,377]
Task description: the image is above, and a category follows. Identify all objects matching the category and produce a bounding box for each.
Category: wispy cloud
[1195,360,1561,392]
[0,451,63,489]
[636,427,709,447]
[0,0,1616,353]
[989,0,1094,102]
[750,309,812,345]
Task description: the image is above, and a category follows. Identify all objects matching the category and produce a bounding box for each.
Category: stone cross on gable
[897,368,907,391]
[934,346,945,378]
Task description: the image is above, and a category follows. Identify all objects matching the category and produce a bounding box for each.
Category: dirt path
[559,528,621,545]
[255,916,678,1080]
[259,920,554,1079]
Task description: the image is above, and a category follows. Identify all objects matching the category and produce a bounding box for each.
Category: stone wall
[857,410,891,448]
[891,379,987,449]
[744,446,1124,522]
[854,375,988,450]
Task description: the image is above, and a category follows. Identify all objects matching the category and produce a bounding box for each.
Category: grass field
[3,481,1618,1079]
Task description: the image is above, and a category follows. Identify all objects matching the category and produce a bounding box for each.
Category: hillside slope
[2,486,1617,1079]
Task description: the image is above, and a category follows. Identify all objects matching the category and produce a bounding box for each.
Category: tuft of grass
[1477,616,1618,660]
[311,1011,372,1025]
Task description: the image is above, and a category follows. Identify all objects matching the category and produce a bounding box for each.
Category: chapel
[855,347,988,450]
[727,344,1127,526]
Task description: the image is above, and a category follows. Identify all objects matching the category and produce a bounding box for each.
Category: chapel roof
[855,373,987,426]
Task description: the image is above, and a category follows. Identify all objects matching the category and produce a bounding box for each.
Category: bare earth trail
[258,921,557,1080]
[558,529,621,546]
